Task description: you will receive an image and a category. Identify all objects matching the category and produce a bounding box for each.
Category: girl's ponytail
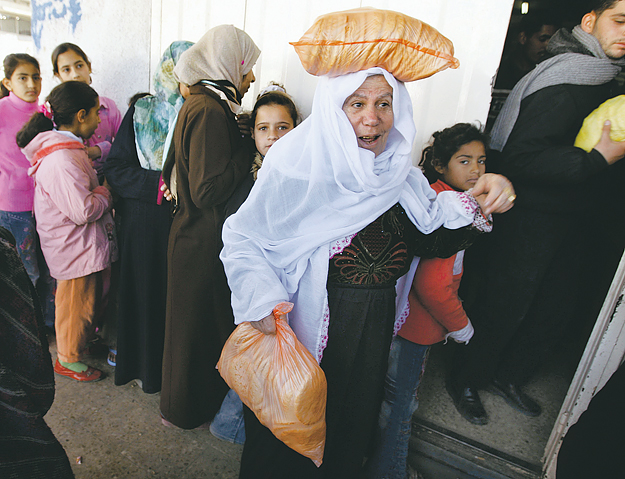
[16,81,98,148]
[419,144,438,184]
[16,113,53,148]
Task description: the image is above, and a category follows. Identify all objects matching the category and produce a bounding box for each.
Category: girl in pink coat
[17,81,118,382]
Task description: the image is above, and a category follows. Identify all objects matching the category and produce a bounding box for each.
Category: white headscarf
[221,68,476,360]
[173,24,260,92]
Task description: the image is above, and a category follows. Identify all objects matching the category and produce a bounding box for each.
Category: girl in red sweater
[365,123,489,479]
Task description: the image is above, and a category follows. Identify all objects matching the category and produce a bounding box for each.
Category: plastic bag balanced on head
[290,7,459,82]
[217,302,327,467]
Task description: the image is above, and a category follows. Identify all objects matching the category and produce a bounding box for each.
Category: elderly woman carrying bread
[221,12,514,479]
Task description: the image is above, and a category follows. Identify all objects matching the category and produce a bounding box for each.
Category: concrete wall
[32,0,152,116]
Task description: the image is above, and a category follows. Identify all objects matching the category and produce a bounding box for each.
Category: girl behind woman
[211,83,299,444]
[17,81,118,382]
[103,40,193,394]
[365,123,489,479]
[52,43,122,182]
[0,53,56,330]
[224,83,299,218]
[251,84,299,159]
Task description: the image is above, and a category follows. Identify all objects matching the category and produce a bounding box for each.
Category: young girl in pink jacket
[17,81,118,382]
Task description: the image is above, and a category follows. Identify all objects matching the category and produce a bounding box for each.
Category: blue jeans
[364,336,430,479]
[0,210,56,328]
[210,389,246,445]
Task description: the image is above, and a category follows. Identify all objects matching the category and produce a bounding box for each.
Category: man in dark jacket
[447,0,625,425]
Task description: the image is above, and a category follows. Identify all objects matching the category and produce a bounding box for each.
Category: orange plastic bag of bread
[575,95,625,152]
[290,7,459,82]
[217,302,327,466]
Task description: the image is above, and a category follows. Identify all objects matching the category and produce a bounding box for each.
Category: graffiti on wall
[31,0,83,49]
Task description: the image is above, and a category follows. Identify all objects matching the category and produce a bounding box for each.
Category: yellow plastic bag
[217,302,327,467]
[290,7,459,82]
[575,95,625,152]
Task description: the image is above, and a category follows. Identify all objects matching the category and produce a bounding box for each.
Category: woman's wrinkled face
[252,104,295,156]
[341,75,394,157]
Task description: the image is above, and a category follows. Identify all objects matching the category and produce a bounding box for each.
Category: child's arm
[45,157,112,225]
[90,99,123,172]
[412,254,469,334]
[86,146,103,160]
[93,185,113,203]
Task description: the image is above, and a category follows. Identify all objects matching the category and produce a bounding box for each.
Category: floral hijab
[133,40,193,171]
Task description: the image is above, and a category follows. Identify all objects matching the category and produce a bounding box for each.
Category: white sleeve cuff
[445,318,474,344]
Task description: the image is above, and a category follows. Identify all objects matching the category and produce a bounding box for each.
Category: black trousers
[239,283,397,479]
[453,206,583,388]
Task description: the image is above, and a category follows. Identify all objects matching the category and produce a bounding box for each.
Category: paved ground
[415,342,572,467]
[45,334,553,478]
[45,335,243,479]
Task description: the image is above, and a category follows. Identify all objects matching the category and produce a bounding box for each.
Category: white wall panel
[387,1,514,161]
[242,0,361,112]
[152,0,514,162]
[0,32,35,67]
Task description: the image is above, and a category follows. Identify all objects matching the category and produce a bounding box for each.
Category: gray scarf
[490,26,625,151]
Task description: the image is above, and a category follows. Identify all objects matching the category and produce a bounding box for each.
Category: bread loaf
[575,95,625,152]
[290,7,459,82]
[217,302,327,466]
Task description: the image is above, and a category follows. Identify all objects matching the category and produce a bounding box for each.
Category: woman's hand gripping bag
[575,95,625,152]
[217,302,327,466]
[290,7,459,82]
